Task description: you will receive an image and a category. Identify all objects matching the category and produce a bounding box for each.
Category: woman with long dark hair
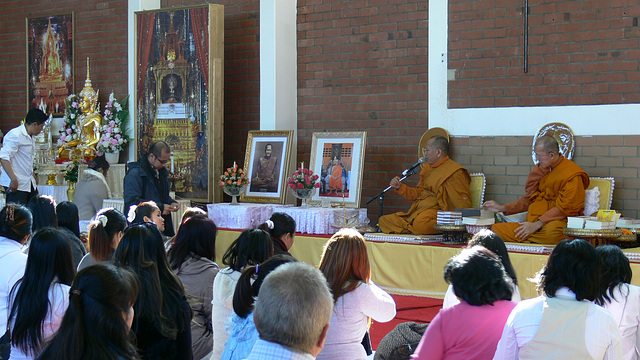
[55,201,87,270]
[167,215,219,360]
[27,195,57,232]
[127,201,165,233]
[36,264,139,360]
[317,229,396,360]
[8,228,75,359]
[115,222,192,360]
[257,212,296,256]
[77,208,127,272]
[211,229,273,360]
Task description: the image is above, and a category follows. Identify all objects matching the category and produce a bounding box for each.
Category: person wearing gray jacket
[75,156,111,220]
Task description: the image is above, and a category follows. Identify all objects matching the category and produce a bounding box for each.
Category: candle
[301,161,304,171]
[170,154,175,173]
[234,161,237,169]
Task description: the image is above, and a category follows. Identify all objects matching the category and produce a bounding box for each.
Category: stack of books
[566,216,594,229]
[584,219,617,230]
[617,218,640,228]
[437,211,462,225]
[462,217,495,226]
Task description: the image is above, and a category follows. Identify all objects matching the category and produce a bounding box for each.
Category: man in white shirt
[0,109,47,205]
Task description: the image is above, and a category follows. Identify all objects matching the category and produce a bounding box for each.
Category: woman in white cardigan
[75,156,111,221]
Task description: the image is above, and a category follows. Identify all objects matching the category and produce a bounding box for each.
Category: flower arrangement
[96,92,130,155]
[218,163,249,187]
[57,94,80,147]
[63,157,80,183]
[287,167,320,190]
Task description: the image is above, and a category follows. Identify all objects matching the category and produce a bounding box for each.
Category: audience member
[128,201,165,233]
[168,215,219,360]
[8,228,74,360]
[115,222,192,360]
[180,207,206,224]
[411,246,516,360]
[75,155,111,220]
[55,201,87,270]
[246,262,334,359]
[27,195,57,232]
[77,208,127,272]
[443,230,520,308]
[0,205,32,359]
[36,264,139,360]
[493,239,622,359]
[211,229,273,360]
[258,212,296,256]
[221,254,297,360]
[317,229,396,360]
[595,245,640,360]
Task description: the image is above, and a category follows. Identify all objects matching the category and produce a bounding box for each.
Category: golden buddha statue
[39,18,63,83]
[58,58,102,159]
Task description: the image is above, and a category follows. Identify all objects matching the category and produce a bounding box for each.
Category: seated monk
[483,135,589,245]
[378,135,472,235]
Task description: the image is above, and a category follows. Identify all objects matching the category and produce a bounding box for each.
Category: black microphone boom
[402,157,426,176]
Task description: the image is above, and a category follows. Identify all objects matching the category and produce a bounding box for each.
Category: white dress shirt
[493,287,623,360]
[0,124,36,192]
[0,236,28,337]
[601,283,640,360]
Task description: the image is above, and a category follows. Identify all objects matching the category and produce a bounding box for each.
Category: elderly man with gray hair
[245,262,334,360]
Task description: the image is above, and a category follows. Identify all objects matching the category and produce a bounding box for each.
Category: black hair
[222,229,273,271]
[468,230,518,285]
[27,195,57,231]
[36,264,139,360]
[114,222,190,340]
[9,228,75,356]
[258,212,296,240]
[0,204,33,242]
[148,141,170,158]
[88,155,110,173]
[168,215,217,270]
[538,238,601,301]
[179,207,206,223]
[233,254,297,318]
[88,208,127,262]
[595,244,633,305]
[129,201,160,224]
[444,246,513,306]
[56,201,80,238]
[25,108,47,125]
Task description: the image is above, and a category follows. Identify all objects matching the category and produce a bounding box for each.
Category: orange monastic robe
[378,157,472,235]
[329,164,343,191]
[492,156,589,245]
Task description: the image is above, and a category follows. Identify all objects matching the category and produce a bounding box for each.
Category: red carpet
[369,295,443,349]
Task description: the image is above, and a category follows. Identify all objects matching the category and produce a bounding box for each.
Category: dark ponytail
[0,204,32,243]
[88,208,127,262]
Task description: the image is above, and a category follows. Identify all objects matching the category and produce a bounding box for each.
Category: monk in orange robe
[484,135,589,245]
[328,158,343,194]
[379,136,472,235]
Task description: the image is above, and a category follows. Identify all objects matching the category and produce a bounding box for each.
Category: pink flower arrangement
[57,94,80,148]
[287,167,321,190]
[218,164,249,187]
[96,92,130,155]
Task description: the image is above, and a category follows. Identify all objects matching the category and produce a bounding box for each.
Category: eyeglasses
[152,155,169,165]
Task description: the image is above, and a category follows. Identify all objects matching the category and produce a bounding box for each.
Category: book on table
[566,216,594,229]
[462,217,495,226]
[583,219,617,230]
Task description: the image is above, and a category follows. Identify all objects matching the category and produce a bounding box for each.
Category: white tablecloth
[37,164,126,198]
[39,185,69,203]
[103,197,191,232]
[278,207,369,235]
[206,203,290,230]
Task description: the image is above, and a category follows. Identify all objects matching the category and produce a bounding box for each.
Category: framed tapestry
[26,13,74,115]
[308,131,367,208]
[135,4,224,203]
[241,130,294,204]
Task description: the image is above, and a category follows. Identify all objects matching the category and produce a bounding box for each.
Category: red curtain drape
[137,13,155,99]
[190,8,209,90]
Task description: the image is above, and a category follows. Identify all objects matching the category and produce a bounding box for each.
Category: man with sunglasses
[124,141,180,236]
[483,135,589,245]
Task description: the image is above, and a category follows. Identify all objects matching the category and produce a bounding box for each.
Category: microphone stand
[366,168,419,231]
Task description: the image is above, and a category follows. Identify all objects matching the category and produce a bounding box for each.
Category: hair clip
[127,205,137,223]
[5,205,14,222]
[71,289,81,296]
[97,214,108,227]
[255,264,260,275]
[266,219,274,230]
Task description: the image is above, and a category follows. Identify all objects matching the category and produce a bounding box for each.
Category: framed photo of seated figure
[241,130,294,204]
[308,131,367,208]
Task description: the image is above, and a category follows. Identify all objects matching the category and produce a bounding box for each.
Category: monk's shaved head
[535,135,559,154]
[428,135,449,156]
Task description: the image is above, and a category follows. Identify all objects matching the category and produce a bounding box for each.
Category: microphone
[402,157,426,176]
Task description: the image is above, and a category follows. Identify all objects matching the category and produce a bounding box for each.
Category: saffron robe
[329,164,343,191]
[492,156,589,245]
[378,157,472,235]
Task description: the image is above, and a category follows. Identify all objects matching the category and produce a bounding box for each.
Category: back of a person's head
[0,204,32,243]
[128,201,159,224]
[253,262,333,353]
[10,228,74,356]
[88,208,127,263]
[258,212,296,239]
[56,201,80,237]
[28,195,57,231]
[88,155,110,173]
[596,244,632,305]
[468,229,517,285]
[539,238,601,301]
[444,246,513,306]
[180,207,206,223]
[222,228,273,271]
[168,215,217,269]
[24,108,47,125]
[233,254,298,318]
[36,264,139,360]
[114,222,187,339]
[319,228,370,302]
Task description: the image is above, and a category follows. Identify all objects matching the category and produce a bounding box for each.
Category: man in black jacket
[124,141,180,236]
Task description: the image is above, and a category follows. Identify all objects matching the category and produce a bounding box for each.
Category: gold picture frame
[241,130,294,204]
[308,131,367,208]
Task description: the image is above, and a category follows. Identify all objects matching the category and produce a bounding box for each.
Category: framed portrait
[135,4,224,203]
[26,13,74,115]
[308,131,367,208]
[241,130,294,204]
